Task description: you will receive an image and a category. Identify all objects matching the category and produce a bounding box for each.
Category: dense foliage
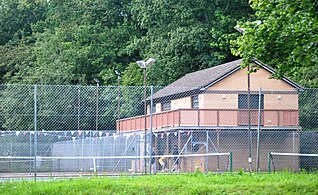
[232,0,318,88]
[0,0,252,86]
[1,0,316,88]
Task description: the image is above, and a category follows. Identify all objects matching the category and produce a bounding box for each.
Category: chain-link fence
[0,85,317,179]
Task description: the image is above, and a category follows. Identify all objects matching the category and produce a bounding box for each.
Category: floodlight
[136,60,146,68]
[115,70,121,77]
[234,25,244,34]
[136,58,156,69]
[146,58,156,66]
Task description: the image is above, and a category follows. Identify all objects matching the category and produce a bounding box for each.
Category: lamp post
[115,70,121,133]
[233,26,253,172]
[247,64,252,172]
[136,58,156,174]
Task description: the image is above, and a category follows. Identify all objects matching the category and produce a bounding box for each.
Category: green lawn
[1,172,318,194]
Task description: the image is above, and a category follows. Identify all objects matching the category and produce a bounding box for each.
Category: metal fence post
[34,84,38,181]
[247,64,252,172]
[256,87,262,173]
[268,152,271,173]
[29,132,32,175]
[149,86,154,174]
[229,152,233,173]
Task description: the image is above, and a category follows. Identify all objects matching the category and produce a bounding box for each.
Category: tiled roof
[151,58,302,101]
[152,59,242,100]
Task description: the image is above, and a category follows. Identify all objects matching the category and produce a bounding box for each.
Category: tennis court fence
[0,85,317,178]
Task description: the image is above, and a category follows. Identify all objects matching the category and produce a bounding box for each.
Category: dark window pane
[151,104,156,113]
[191,95,199,109]
[238,94,263,109]
[162,101,171,111]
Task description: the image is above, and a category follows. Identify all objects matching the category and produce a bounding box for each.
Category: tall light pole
[115,70,121,133]
[233,26,253,172]
[136,58,156,174]
[247,64,252,172]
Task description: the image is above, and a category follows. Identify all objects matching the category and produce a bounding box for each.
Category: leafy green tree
[299,89,318,131]
[232,0,318,88]
[31,0,140,86]
[0,0,253,86]
[0,43,35,84]
[121,62,144,86]
[0,85,35,130]
[0,0,47,84]
[129,0,252,86]
[0,0,47,45]
[232,0,318,133]
[0,0,140,86]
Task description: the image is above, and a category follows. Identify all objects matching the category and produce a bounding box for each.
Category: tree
[121,62,144,86]
[0,0,140,86]
[128,0,252,86]
[232,0,318,133]
[0,0,253,86]
[299,89,318,131]
[0,0,47,45]
[232,0,318,88]
[0,0,47,84]
[0,43,35,84]
[0,85,35,130]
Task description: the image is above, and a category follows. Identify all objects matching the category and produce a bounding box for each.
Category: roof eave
[200,66,242,91]
[251,58,304,91]
[146,88,202,104]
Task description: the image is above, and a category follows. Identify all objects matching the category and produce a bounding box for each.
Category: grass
[1,171,318,194]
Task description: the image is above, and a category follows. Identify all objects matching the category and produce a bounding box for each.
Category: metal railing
[117,109,299,132]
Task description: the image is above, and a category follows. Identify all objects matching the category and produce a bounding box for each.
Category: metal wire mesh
[0,85,317,179]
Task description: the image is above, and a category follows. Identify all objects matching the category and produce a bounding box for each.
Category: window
[162,101,171,111]
[238,94,264,109]
[151,103,156,114]
[191,95,199,109]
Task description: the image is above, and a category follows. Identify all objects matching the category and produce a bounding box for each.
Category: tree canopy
[0,0,252,86]
[232,0,318,88]
[0,0,316,88]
